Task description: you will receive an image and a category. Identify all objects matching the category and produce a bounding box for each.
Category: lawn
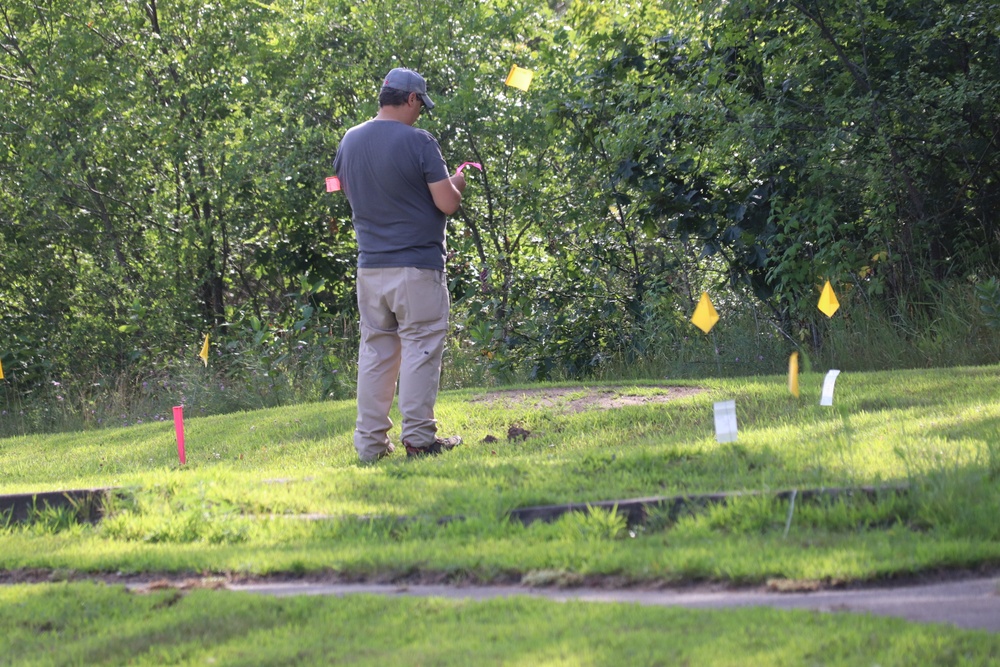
[2,582,998,666]
[2,366,999,582]
[2,366,999,664]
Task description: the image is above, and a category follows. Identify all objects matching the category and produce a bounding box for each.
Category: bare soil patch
[471,385,705,413]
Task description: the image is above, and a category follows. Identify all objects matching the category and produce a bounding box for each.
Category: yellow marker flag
[505,64,534,91]
[788,352,799,398]
[199,334,210,366]
[818,280,840,318]
[0,357,4,380]
[691,292,720,334]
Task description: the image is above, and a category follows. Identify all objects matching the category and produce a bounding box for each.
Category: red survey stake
[172,405,187,465]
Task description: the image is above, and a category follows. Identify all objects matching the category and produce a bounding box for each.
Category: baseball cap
[382,68,435,110]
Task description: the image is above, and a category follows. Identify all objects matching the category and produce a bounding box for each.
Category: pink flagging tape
[456,162,482,175]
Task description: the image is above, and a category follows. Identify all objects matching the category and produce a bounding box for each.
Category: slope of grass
[1,367,999,584]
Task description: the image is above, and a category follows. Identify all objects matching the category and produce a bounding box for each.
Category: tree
[706,0,1000,325]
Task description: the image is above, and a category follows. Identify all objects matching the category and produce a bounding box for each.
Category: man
[333,67,467,462]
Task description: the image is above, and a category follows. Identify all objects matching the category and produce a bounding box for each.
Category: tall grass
[3,281,998,438]
[592,280,1000,380]
[0,316,356,438]
[819,282,1000,370]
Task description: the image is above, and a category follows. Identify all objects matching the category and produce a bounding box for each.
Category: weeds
[0,490,122,536]
[4,283,1000,439]
[897,440,1000,540]
[100,484,255,545]
[0,503,85,537]
[555,505,629,542]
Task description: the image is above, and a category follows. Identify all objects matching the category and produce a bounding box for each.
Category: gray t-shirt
[333,119,450,270]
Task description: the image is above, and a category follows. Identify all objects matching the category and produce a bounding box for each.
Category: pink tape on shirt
[325,176,341,192]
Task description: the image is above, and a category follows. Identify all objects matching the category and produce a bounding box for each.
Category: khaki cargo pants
[354,267,449,462]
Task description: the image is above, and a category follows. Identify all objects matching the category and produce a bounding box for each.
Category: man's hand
[429,174,465,215]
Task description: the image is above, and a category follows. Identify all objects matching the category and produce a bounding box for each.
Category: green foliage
[0,0,362,398]
[976,277,1000,329]
[3,0,1000,424]
[531,0,1000,340]
[703,0,1000,321]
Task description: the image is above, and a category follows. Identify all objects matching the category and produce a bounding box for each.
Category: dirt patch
[1,565,997,592]
[471,385,705,413]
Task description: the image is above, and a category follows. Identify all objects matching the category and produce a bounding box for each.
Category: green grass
[1,367,999,584]
[2,582,998,666]
[3,366,1000,664]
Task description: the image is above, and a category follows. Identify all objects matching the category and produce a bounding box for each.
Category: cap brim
[419,93,435,110]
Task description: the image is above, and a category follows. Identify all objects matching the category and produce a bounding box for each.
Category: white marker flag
[820,370,841,406]
[714,400,738,443]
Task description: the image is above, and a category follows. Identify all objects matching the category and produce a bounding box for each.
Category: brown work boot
[404,435,462,458]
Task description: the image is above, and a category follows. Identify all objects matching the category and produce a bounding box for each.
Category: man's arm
[428,172,466,215]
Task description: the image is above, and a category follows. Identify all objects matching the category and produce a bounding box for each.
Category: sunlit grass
[2,366,1000,583]
[2,582,997,666]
